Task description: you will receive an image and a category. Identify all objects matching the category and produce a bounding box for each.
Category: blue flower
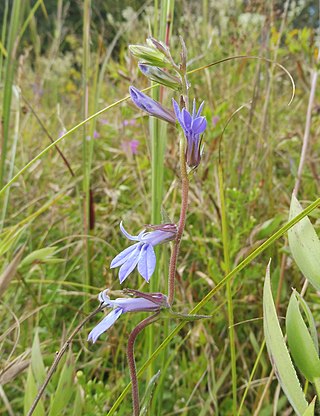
[111,222,177,284]
[172,99,207,168]
[88,289,168,343]
[129,86,176,124]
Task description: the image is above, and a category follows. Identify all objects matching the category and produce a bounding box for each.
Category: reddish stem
[127,312,160,416]
[168,170,189,306]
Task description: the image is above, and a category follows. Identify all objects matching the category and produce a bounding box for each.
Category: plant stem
[127,312,160,416]
[167,136,188,306]
[218,161,237,412]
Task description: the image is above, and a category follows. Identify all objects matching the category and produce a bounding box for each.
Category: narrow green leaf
[139,371,161,416]
[48,350,74,416]
[286,292,320,382]
[294,292,319,354]
[20,247,59,267]
[31,329,46,386]
[263,261,308,415]
[24,366,45,416]
[288,194,320,291]
[302,397,316,416]
[71,384,84,416]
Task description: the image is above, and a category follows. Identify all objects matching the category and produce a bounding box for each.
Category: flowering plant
[87,36,208,416]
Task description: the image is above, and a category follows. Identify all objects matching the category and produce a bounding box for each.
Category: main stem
[168,136,189,305]
[127,312,160,416]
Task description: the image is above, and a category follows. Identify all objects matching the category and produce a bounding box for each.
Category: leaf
[48,350,74,416]
[294,292,319,354]
[20,247,60,267]
[71,384,84,416]
[31,329,46,386]
[288,194,320,291]
[286,292,320,382]
[139,370,161,416]
[0,245,24,298]
[302,397,316,416]
[0,226,26,256]
[24,366,45,416]
[263,260,308,415]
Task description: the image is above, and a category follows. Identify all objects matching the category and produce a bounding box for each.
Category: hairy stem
[127,312,160,416]
[167,140,188,306]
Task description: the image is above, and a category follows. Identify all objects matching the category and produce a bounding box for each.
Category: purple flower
[172,99,207,168]
[88,289,168,343]
[129,86,176,124]
[111,222,177,284]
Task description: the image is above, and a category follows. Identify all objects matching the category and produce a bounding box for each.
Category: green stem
[218,161,237,412]
[82,0,91,309]
[237,340,266,415]
[0,0,22,188]
[106,195,320,415]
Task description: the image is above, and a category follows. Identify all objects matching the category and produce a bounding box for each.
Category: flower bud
[129,86,176,124]
[129,44,170,68]
[146,37,171,58]
[139,63,181,90]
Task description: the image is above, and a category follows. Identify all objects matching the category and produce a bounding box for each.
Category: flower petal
[118,244,143,283]
[192,117,207,134]
[138,244,156,282]
[196,101,205,117]
[120,221,140,241]
[172,99,183,125]
[87,308,123,343]
[181,108,192,130]
[192,98,196,118]
[110,242,141,268]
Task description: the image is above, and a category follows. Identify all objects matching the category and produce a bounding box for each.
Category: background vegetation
[1,0,320,415]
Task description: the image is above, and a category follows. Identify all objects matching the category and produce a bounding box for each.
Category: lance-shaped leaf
[286,291,320,382]
[302,397,316,416]
[288,194,320,291]
[263,261,308,415]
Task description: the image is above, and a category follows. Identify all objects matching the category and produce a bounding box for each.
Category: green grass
[1,1,320,415]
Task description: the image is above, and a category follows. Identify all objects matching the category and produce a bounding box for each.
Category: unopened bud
[129,86,176,124]
[139,63,181,90]
[129,44,170,68]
